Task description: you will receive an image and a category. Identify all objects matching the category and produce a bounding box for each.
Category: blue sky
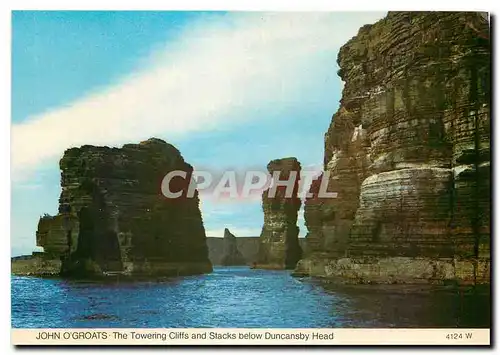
[11,11,385,256]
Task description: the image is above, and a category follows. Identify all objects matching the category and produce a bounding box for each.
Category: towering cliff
[14,138,212,278]
[256,158,303,269]
[296,12,490,284]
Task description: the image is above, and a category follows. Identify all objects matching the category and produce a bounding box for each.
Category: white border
[2,1,498,355]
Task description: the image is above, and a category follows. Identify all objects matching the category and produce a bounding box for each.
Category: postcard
[10,10,491,346]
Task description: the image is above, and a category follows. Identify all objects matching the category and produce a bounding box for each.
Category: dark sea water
[11,266,490,328]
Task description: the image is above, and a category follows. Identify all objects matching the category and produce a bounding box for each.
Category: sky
[11,11,386,256]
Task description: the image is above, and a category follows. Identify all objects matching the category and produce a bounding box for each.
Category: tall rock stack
[22,138,212,278]
[296,12,490,284]
[256,158,302,269]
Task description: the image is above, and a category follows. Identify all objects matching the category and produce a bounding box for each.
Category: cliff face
[297,12,490,284]
[206,237,306,266]
[19,138,212,278]
[220,228,246,266]
[206,237,258,266]
[256,158,303,269]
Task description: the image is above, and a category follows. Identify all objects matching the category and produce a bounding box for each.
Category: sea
[11,266,490,328]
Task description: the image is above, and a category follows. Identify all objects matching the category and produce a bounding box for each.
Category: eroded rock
[220,228,246,266]
[13,138,212,278]
[256,158,303,269]
[298,12,490,284]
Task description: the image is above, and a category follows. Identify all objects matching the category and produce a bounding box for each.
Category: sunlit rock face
[256,157,303,269]
[297,12,490,284]
[16,138,212,278]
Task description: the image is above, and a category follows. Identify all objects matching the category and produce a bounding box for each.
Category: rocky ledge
[12,138,212,278]
[295,12,490,285]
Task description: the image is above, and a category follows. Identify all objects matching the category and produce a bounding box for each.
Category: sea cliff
[295,12,490,284]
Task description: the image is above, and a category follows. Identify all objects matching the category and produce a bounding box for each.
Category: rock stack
[220,228,246,266]
[14,138,212,278]
[256,158,302,269]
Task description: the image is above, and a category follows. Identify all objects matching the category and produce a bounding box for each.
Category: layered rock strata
[13,138,212,278]
[256,158,303,269]
[296,12,490,284]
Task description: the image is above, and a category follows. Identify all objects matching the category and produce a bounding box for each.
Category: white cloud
[12,12,385,179]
